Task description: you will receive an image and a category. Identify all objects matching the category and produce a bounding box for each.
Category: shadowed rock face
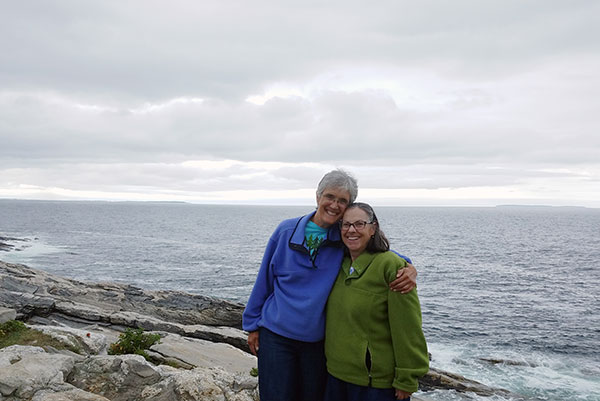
[0,261,249,352]
[0,261,244,327]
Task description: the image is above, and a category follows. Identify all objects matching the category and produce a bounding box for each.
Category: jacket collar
[342,251,377,280]
[289,211,342,246]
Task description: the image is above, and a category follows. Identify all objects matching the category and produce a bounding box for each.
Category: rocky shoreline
[0,236,31,252]
[1,259,525,401]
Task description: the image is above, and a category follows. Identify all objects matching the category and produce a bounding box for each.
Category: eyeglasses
[322,193,349,206]
[340,220,373,231]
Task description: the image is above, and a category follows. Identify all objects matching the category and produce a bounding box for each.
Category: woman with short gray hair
[316,169,359,204]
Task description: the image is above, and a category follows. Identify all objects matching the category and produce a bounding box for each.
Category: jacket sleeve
[242,234,278,332]
[390,250,412,264]
[387,263,429,392]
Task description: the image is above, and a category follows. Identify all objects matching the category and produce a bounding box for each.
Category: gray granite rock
[0,306,16,323]
[0,346,75,399]
[0,345,258,401]
[139,365,259,401]
[0,291,55,319]
[26,324,110,355]
[0,261,244,329]
[68,354,163,401]
[149,332,256,375]
[0,261,248,352]
[0,260,524,400]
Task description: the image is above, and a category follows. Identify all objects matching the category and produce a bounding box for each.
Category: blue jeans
[257,327,327,401]
[324,373,410,401]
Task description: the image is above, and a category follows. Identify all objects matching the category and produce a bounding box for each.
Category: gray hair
[316,169,358,203]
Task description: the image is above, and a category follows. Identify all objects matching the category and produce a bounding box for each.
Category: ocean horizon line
[0,198,596,209]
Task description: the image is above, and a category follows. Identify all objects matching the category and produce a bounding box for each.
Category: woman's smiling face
[312,187,351,228]
[341,206,376,259]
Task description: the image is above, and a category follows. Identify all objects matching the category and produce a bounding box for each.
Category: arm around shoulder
[389,252,417,293]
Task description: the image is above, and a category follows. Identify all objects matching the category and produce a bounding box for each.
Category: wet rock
[419,367,520,398]
[480,357,538,367]
[0,241,13,252]
[0,236,20,252]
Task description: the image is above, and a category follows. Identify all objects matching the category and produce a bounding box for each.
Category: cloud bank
[1,1,599,206]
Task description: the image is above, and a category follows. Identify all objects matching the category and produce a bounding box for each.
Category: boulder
[0,307,16,323]
[0,345,75,399]
[68,354,163,401]
[148,332,256,375]
[479,357,538,367]
[0,345,258,401]
[0,344,45,367]
[140,365,258,401]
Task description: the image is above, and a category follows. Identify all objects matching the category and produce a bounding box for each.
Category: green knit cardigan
[325,251,429,392]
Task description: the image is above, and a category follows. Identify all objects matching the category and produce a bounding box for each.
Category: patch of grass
[250,367,259,377]
[108,328,161,361]
[0,320,27,347]
[0,320,81,354]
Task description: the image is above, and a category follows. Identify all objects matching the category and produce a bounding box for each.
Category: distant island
[495,204,588,209]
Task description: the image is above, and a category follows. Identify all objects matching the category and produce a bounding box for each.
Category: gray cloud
[2,83,596,166]
[2,1,598,100]
[0,0,599,206]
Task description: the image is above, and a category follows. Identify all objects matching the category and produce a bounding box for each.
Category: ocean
[1,199,599,400]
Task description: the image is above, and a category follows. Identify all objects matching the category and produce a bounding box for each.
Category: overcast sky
[1,1,599,207]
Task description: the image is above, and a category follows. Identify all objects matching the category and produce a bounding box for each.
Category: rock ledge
[1,260,524,400]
